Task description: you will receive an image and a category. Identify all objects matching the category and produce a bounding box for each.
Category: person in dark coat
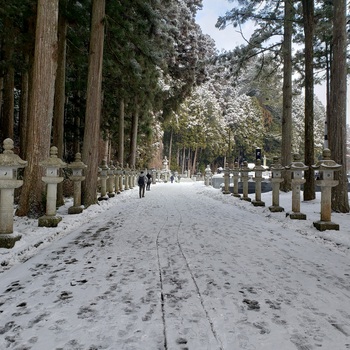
[146,172,152,191]
[137,171,146,198]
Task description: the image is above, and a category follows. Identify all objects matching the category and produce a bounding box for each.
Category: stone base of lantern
[38,215,62,228]
[231,193,241,198]
[269,205,284,212]
[98,195,109,201]
[108,192,115,198]
[241,196,251,202]
[252,200,265,207]
[0,233,21,249]
[287,211,306,220]
[68,206,84,215]
[313,220,339,231]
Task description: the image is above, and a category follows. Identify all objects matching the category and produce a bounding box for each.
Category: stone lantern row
[0,138,139,249]
[205,149,342,232]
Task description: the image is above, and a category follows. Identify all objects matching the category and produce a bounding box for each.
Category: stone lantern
[285,154,308,219]
[240,161,251,202]
[107,160,116,197]
[252,159,265,207]
[68,152,87,214]
[269,156,284,212]
[114,161,120,194]
[223,163,230,194]
[124,163,130,190]
[98,159,109,200]
[38,146,67,227]
[312,148,341,231]
[130,166,136,188]
[0,138,27,248]
[151,168,157,184]
[204,165,212,186]
[231,161,241,198]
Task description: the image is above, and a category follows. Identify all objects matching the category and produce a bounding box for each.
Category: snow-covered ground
[0,181,349,350]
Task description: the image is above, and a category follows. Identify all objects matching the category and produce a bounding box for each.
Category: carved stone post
[252,159,265,207]
[68,153,87,214]
[285,154,308,219]
[107,160,115,197]
[38,146,67,227]
[269,157,284,212]
[204,165,212,186]
[312,148,341,231]
[98,159,109,200]
[240,161,251,202]
[223,163,230,194]
[0,138,27,248]
[232,162,241,198]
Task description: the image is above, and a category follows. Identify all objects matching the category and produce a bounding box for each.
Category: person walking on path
[137,171,146,198]
[146,172,152,191]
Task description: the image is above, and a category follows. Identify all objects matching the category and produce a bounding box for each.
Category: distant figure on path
[170,175,174,183]
[138,171,146,198]
[146,172,152,191]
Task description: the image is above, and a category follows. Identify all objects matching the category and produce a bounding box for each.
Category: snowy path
[0,182,349,350]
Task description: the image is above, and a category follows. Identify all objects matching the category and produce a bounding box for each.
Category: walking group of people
[137,171,152,198]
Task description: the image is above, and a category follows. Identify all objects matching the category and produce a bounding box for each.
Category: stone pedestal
[269,157,284,212]
[223,164,230,194]
[107,161,115,197]
[232,162,241,198]
[312,149,341,231]
[204,165,212,186]
[68,153,87,215]
[98,159,109,200]
[240,161,251,202]
[252,159,265,207]
[124,164,130,190]
[38,146,66,227]
[286,154,308,219]
[0,139,27,248]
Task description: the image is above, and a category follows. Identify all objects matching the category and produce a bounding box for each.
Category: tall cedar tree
[16,0,59,217]
[302,0,315,201]
[82,0,105,207]
[329,0,349,212]
[281,0,293,191]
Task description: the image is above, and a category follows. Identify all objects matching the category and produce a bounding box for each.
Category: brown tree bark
[302,0,315,201]
[329,0,349,212]
[19,56,29,160]
[53,7,68,206]
[280,0,293,192]
[118,99,125,167]
[16,0,59,217]
[82,0,106,207]
[129,103,139,168]
[2,21,15,140]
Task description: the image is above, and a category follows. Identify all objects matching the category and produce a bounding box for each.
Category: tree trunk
[53,7,68,206]
[19,56,29,160]
[82,0,106,207]
[181,146,186,174]
[118,99,125,167]
[129,103,139,168]
[16,0,59,217]
[302,0,315,201]
[168,129,173,170]
[2,22,15,140]
[329,0,349,212]
[192,145,198,174]
[0,76,3,142]
[280,0,293,192]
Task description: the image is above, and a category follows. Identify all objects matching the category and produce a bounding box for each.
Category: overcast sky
[195,0,254,51]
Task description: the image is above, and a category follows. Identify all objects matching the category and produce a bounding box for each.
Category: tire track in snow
[155,186,224,350]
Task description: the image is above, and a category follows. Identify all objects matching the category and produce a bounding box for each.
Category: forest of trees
[0,0,349,216]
